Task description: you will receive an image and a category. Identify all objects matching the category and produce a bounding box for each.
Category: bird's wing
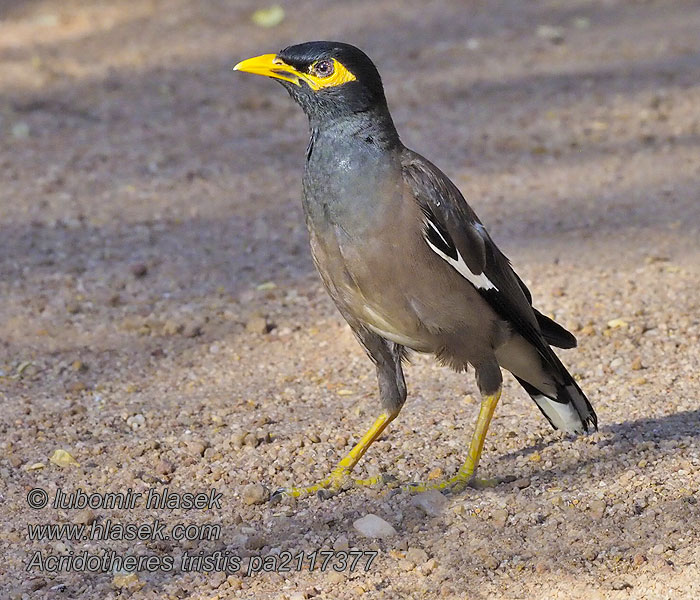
[514,271,577,349]
[401,151,576,353]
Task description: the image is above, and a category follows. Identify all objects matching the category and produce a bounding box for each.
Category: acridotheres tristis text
[235,42,596,499]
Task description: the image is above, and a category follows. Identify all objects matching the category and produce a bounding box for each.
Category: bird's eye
[313,59,334,78]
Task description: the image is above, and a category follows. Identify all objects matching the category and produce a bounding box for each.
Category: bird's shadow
[494,408,700,488]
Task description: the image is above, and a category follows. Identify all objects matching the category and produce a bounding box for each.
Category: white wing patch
[424,223,498,291]
[426,219,450,247]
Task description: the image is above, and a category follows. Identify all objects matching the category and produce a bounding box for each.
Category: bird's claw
[269,488,288,505]
[403,474,505,494]
[403,470,474,494]
[268,471,391,503]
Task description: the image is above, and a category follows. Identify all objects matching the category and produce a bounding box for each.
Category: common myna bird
[235,42,596,499]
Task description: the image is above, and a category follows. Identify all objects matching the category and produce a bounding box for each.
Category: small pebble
[536,25,565,44]
[589,499,607,520]
[108,294,121,307]
[333,535,349,552]
[49,449,79,468]
[427,467,443,480]
[535,561,549,573]
[410,489,448,517]
[243,432,259,447]
[130,263,148,278]
[22,579,45,593]
[611,580,633,591]
[186,440,207,457]
[163,320,184,336]
[155,459,175,475]
[112,572,139,589]
[227,576,242,590]
[183,322,203,338]
[398,558,415,571]
[126,414,146,430]
[75,509,96,525]
[68,381,87,393]
[440,583,455,595]
[210,571,226,589]
[245,534,267,550]
[607,318,628,329]
[491,508,509,528]
[12,121,30,139]
[326,571,345,584]
[419,558,438,575]
[650,544,665,555]
[353,514,397,538]
[406,547,429,564]
[232,431,248,448]
[633,553,647,566]
[246,316,270,334]
[66,301,81,314]
[242,483,267,505]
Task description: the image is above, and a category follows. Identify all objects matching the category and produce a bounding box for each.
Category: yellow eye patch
[301,58,357,91]
[234,54,356,91]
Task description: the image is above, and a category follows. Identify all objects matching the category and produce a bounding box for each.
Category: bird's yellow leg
[272,411,397,500]
[407,387,502,493]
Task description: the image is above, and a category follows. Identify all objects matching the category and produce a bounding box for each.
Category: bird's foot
[270,469,389,503]
[403,472,471,494]
[403,467,499,495]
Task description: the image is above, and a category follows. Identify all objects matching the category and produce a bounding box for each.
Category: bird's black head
[234,41,390,124]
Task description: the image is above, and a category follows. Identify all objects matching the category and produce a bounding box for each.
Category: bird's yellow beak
[233,53,302,86]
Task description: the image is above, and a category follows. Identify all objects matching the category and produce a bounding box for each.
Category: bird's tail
[514,371,596,435]
[497,337,597,434]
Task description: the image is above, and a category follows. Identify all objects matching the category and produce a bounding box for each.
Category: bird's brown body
[307,143,505,377]
[234,41,596,499]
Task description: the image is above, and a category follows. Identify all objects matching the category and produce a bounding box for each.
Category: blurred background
[2,1,700,598]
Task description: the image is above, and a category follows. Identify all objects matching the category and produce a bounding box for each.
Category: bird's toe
[270,471,396,502]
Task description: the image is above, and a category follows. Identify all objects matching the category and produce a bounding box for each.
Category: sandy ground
[1,0,700,598]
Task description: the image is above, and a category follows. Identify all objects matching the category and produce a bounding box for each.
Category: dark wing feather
[402,152,542,345]
[533,309,577,349]
[514,271,577,349]
[513,271,533,304]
